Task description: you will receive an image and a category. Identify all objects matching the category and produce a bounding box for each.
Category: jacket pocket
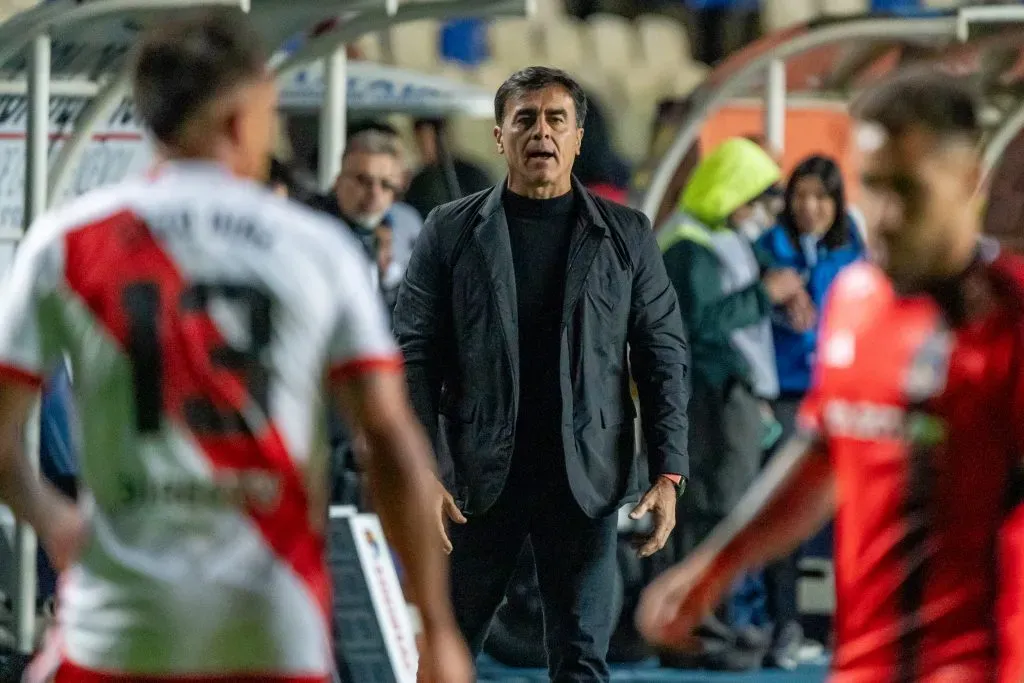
[600,396,637,428]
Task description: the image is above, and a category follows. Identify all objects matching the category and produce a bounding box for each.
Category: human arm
[332,373,454,629]
[0,380,83,570]
[628,227,689,480]
[391,210,466,552]
[392,209,446,450]
[0,225,84,570]
[636,432,835,648]
[626,226,689,556]
[328,251,471,683]
[663,238,774,340]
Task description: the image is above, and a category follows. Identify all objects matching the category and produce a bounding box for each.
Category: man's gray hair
[343,129,402,161]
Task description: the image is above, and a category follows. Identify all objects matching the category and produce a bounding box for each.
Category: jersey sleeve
[326,246,402,382]
[0,224,63,387]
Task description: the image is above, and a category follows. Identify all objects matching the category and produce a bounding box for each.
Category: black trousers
[763,396,802,628]
[449,453,619,682]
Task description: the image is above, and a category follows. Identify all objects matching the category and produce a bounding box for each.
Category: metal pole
[764,59,786,159]
[318,48,347,192]
[14,31,50,655]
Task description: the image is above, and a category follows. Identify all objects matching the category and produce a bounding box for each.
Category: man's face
[859,124,980,290]
[335,151,402,229]
[494,85,583,193]
[234,77,278,182]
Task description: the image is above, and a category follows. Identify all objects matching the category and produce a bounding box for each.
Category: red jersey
[798,255,1024,683]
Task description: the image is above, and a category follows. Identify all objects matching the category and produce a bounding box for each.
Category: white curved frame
[639,13,960,221]
[641,5,1024,222]
[984,98,1024,174]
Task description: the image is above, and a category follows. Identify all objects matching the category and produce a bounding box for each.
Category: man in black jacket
[393,66,690,681]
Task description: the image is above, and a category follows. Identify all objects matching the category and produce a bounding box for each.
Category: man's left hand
[629,477,678,558]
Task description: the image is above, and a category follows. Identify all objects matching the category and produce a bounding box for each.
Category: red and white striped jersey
[0,161,401,682]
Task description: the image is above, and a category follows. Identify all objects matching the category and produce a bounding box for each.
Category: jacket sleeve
[753,240,778,272]
[664,239,770,341]
[627,225,690,482]
[392,209,448,449]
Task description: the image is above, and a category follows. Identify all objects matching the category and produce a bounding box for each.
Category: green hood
[680,137,781,228]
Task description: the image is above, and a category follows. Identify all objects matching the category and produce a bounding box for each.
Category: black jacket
[393,178,690,518]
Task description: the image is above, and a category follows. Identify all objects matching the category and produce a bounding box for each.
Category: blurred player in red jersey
[637,69,1024,683]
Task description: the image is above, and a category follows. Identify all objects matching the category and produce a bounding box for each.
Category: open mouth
[527,150,556,162]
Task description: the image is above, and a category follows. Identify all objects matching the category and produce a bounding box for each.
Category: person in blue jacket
[754,154,865,669]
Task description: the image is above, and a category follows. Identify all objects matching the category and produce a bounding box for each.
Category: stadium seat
[467,61,513,91]
[584,13,640,79]
[353,33,383,63]
[762,0,819,31]
[449,114,503,179]
[636,14,695,69]
[0,0,36,23]
[532,0,568,20]
[922,0,962,7]
[389,19,441,71]
[537,16,588,72]
[822,0,870,15]
[489,18,538,71]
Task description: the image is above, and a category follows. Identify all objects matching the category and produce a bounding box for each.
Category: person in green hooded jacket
[657,138,812,636]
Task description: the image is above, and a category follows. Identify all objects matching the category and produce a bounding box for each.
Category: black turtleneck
[503,186,577,461]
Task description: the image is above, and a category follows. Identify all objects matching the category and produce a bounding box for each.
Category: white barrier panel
[0,94,151,275]
[0,95,151,225]
[328,506,418,683]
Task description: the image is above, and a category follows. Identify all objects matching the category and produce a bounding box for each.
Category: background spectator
[658,138,802,669]
[405,118,493,219]
[754,155,865,669]
[574,91,632,204]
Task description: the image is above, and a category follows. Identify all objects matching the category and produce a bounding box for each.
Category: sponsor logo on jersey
[823,399,946,446]
[118,469,282,511]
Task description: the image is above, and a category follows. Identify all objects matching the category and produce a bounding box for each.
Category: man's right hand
[433,477,467,554]
[762,268,805,305]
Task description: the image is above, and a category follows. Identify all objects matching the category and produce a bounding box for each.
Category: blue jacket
[756,217,865,395]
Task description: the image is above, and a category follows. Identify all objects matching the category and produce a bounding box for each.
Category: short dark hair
[851,68,981,144]
[494,66,588,127]
[131,9,267,145]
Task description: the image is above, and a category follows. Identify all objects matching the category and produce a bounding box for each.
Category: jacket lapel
[473,183,520,373]
[562,178,610,326]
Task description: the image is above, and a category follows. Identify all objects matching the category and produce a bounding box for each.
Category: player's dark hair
[851,68,981,145]
[131,9,267,146]
[494,66,588,127]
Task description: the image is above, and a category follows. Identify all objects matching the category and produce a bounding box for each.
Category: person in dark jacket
[404,118,493,219]
[393,66,690,682]
[754,155,865,668]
